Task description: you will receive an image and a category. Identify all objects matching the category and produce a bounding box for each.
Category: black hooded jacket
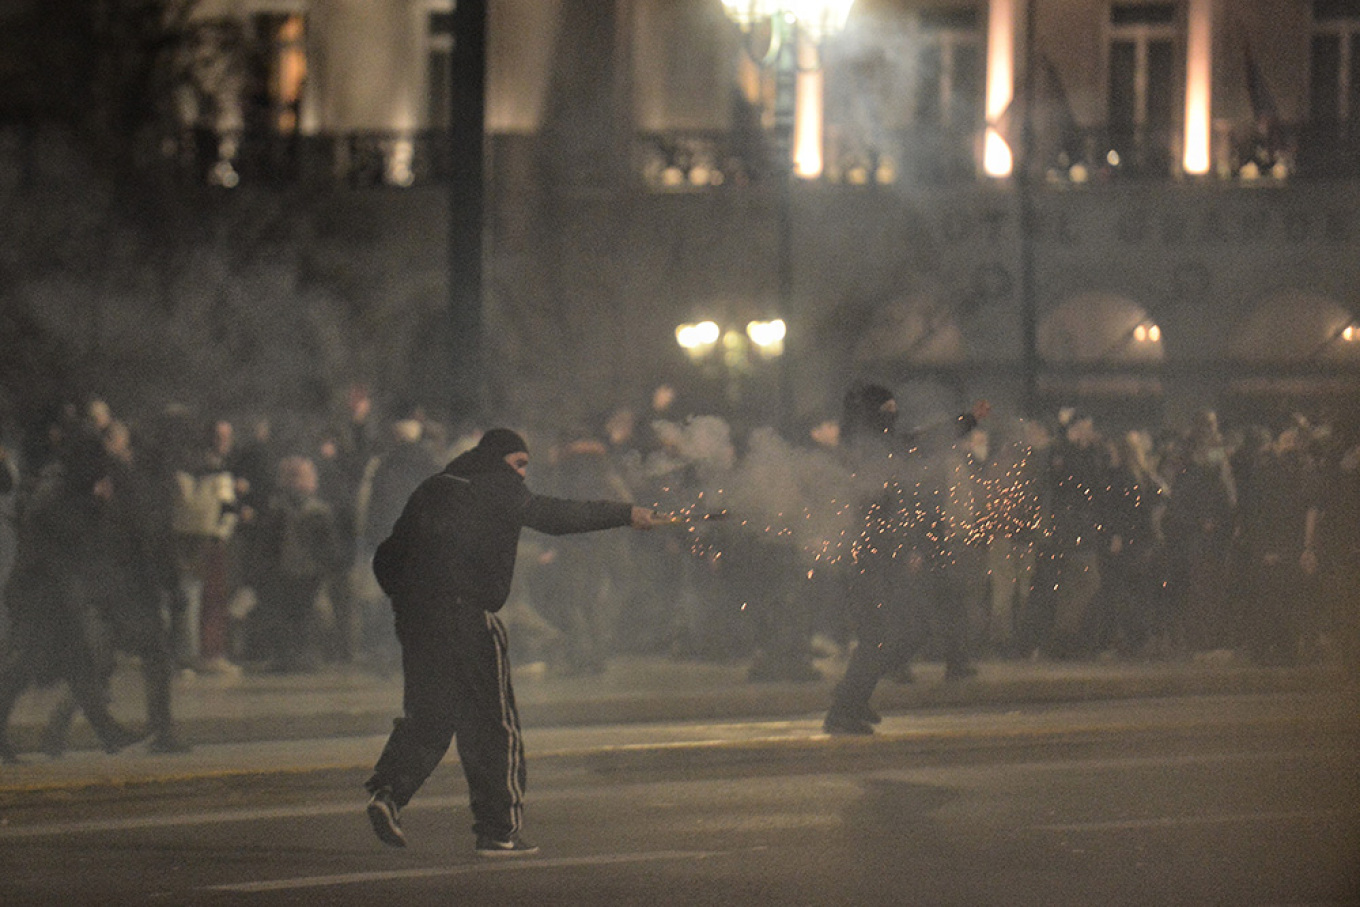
[381,443,633,614]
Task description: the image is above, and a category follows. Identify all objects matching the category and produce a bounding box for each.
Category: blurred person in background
[980,420,1047,658]
[0,429,14,495]
[1234,425,1321,665]
[171,418,244,675]
[0,426,144,762]
[1319,440,1360,674]
[934,425,991,679]
[598,405,652,655]
[1091,431,1168,658]
[632,407,729,662]
[734,520,820,683]
[226,416,277,606]
[358,418,441,570]
[310,385,381,663]
[1022,412,1105,660]
[41,416,189,755]
[1161,410,1237,655]
[343,384,377,463]
[244,456,345,673]
[314,432,362,662]
[0,424,16,591]
[534,423,635,677]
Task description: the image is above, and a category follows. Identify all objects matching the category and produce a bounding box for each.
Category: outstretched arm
[522,494,638,536]
[899,399,992,450]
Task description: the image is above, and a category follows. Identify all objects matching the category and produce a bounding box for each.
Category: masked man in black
[363,428,657,856]
[823,385,989,735]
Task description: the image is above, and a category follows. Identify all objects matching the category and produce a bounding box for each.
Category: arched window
[1039,293,1165,363]
[1227,291,1360,363]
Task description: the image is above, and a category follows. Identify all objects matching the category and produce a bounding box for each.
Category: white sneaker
[475,835,539,857]
[366,789,407,848]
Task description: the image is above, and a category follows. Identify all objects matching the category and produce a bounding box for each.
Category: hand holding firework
[653,509,731,527]
[630,507,661,530]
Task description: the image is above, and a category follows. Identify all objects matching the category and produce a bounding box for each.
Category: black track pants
[368,602,526,840]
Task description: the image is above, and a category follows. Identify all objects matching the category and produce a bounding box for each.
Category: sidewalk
[4,649,1348,758]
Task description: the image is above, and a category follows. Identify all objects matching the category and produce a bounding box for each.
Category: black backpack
[370,474,466,597]
[371,531,408,597]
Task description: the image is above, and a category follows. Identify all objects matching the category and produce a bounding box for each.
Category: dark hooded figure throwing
[364,428,656,856]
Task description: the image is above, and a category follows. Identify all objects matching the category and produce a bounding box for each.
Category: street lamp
[676,319,786,362]
[1133,321,1162,345]
[676,320,722,357]
[676,318,787,417]
[746,318,787,357]
[720,1,856,42]
[719,1,854,429]
[721,0,856,179]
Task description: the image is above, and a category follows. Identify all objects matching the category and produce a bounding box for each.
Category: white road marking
[1033,808,1352,833]
[206,850,731,893]
[0,797,463,840]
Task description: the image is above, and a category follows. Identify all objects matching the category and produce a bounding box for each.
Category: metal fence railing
[169,122,1360,190]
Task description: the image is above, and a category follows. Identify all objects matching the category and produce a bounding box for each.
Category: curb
[3,679,1356,796]
[5,661,1347,757]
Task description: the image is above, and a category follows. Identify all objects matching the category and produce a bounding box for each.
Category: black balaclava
[445,427,529,478]
[478,428,528,459]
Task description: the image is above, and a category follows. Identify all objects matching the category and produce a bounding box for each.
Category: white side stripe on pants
[487,611,526,835]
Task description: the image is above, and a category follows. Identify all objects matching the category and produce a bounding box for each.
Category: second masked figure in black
[823,384,989,736]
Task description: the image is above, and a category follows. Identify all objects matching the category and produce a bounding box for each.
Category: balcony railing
[171,121,1360,190]
[179,129,459,189]
[633,130,760,190]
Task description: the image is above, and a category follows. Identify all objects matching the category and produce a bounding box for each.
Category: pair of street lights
[675,318,788,417]
[691,2,853,426]
[675,318,787,362]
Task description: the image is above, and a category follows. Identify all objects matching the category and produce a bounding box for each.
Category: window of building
[249,12,307,133]
[1106,2,1178,171]
[1310,0,1360,125]
[915,6,983,130]
[427,7,455,130]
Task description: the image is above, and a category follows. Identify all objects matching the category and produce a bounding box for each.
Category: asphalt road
[1,692,1357,906]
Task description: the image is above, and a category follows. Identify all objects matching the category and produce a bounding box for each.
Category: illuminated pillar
[1183,0,1212,174]
[737,53,764,109]
[793,33,824,178]
[984,0,1016,177]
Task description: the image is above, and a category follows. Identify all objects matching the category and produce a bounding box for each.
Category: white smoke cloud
[632,412,1049,575]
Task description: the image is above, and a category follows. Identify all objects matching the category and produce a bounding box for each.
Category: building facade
[179,0,1360,432]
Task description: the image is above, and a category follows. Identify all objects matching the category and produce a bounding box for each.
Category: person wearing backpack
[363,428,657,857]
